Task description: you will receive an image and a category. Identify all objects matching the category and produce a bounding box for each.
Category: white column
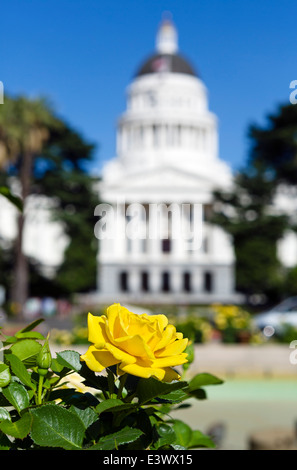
[212,125,218,159]
[206,126,212,155]
[113,202,126,260]
[149,267,161,293]
[171,267,183,293]
[129,268,141,293]
[192,269,202,293]
[172,230,185,260]
[148,203,162,260]
[161,124,167,148]
[171,203,187,259]
[147,125,153,149]
[130,237,143,259]
[148,237,161,260]
[202,128,206,151]
[116,126,121,155]
[122,125,128,155]
[143,125,148,149]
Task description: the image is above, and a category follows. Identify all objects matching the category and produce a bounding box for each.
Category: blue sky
[2,0,296,175]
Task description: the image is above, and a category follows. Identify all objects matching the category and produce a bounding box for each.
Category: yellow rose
[80,303,188,382]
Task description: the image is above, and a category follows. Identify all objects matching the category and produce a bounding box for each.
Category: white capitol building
[1,17,297,306]
[97,18,240,305]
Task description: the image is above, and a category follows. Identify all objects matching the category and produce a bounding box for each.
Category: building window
[204,272,213,293]
[162,272,170,292]
[119,272,129,292]
[141,271,149,292]
[183,272,191,292]
[162,238,171,253]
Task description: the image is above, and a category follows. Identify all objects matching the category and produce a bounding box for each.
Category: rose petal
[106,303,122,339]
[87,312,107,346]
[162,367,181,382]
[105,342,136,364]
[119,361,165,381]
[154,324,176,351]
[114,334,155,360]
[152,353,188,368]
[155,314,169,332]
[80,345,119,372]
[155,338,188,358]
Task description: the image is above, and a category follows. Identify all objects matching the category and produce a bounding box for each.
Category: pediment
[101,165,216,193]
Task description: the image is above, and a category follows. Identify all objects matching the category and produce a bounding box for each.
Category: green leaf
[188,429,216,449]
[90,426,143,450]
[79,363,109,391]
[6,354,36,390]
[69,406,98,430]
[0,363,11,387]
[0,430,12,450]
[2,382,30,414]
[154,423,176,449]
[95,398,135,416]
[18,318,44,333]
[30,404,85,450]
[50,358,66,374]
[188,388,207,400]
[2,319,45,345]
[0,413,32,439]
[10,339,42,367]
[136,378,188,404]
[171,419,192,448]
[2,336,18,345]
[0,186,23,212]
[187,373,223,392]
[15,331,45,340]
[157,389,189,403]
[56,350,82,372]
[0,407,11,422]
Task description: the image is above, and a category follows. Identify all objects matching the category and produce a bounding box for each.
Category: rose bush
[0,305,224,450]
[81,303,188,381]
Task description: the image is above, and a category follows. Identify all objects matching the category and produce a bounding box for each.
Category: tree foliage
[248,103,297,185]
[0,94,98,304]
[212,103,297,302]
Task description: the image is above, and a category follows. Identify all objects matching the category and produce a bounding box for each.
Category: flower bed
[49,304,264,347]
[174,304,263,344]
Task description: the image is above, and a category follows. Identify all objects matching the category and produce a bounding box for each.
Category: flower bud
[36,335,52,372]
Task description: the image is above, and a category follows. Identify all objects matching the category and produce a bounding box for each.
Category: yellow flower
[80,303,188,382]
[59,372,97,394]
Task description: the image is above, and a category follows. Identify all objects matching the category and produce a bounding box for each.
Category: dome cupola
[135,18,197,78]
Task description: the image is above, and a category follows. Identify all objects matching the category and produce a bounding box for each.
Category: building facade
[97,19,241,304]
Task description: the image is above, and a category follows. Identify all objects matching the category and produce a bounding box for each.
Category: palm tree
[0,95,57,315]
[0,97,21,169]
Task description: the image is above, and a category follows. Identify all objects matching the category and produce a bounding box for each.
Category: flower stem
[117,374,127,399]
[37,374,44,405]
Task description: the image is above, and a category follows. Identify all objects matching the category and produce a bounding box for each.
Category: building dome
[135,18,198,78]
[135,53,197,77]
